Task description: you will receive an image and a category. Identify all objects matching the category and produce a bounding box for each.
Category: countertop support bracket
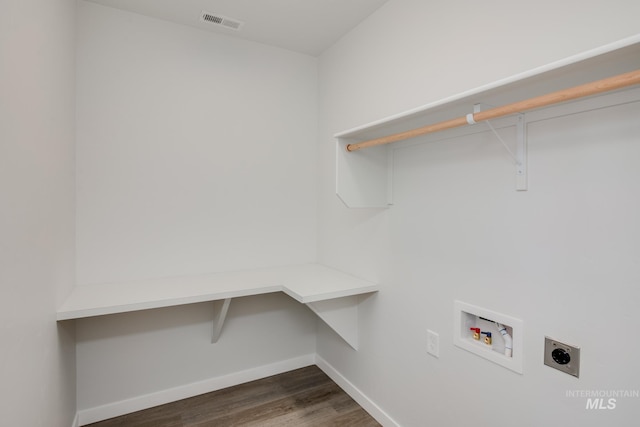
[212,298,232,343]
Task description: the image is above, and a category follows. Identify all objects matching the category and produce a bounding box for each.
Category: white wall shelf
[57,263,378,350]
[335,36,640,208]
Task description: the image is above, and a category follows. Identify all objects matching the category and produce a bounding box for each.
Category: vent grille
[200,11,244,31]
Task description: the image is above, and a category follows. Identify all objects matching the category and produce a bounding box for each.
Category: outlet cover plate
[544,337,580,377]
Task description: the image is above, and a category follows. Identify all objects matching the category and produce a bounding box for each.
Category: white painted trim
[77,354,315,426]
[77,354,399,426]
[315,355,401,427]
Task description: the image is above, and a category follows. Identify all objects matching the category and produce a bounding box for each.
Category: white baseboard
[315,354,400,427]
[76,354,315,426]
[71,412,79,427]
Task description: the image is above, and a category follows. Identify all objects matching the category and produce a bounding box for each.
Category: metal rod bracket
[473,104,528,191]
[515,114,527,191]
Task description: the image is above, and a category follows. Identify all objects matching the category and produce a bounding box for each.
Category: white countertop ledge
[57,264,379,321]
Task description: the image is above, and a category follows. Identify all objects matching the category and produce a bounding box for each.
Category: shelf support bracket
[212,298,232,343]
[515,114,527,191]
[471,104,527,191]
[306,295,360,350]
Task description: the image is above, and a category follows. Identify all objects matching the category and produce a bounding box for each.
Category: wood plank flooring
[86,365,381,427]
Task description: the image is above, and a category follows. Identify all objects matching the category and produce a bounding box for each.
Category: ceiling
[85,0,390,56]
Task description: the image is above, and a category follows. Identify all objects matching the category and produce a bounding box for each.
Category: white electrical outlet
[427,329,439,358]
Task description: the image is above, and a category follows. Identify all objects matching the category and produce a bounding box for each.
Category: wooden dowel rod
[346,69,640,152]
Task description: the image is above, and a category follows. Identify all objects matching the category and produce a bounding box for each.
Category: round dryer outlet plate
[544,337,580,377]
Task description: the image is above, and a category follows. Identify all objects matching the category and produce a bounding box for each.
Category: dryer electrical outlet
[454,301,523,374]
[544,337,580,377]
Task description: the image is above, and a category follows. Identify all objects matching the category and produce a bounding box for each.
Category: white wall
[317,1,640,426]
[76,2,318,284]
[75,2,318,413]
[0,0,77,426]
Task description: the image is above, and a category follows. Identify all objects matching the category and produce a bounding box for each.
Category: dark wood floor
[86,365,381,427]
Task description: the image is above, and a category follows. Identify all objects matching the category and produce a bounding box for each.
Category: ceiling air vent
[200,11,244,31]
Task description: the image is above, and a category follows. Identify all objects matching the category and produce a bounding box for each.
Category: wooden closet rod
[346,69,640,152]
